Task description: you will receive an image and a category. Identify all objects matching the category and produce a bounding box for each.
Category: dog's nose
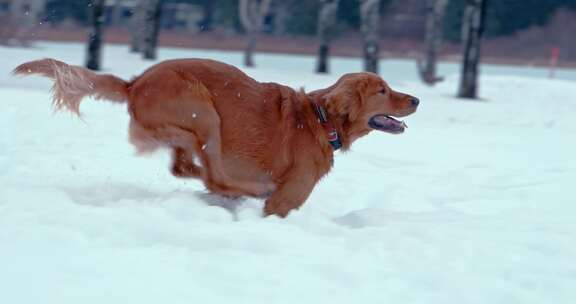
[410,97,420,107]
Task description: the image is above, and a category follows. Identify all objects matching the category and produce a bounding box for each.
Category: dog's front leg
[263,167,318,218]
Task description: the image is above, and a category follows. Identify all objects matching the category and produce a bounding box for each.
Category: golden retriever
[13,58,419,217]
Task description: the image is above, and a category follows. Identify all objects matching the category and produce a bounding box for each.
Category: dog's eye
[379,88,387,95]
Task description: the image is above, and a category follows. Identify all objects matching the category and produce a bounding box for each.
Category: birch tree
[142,0,163,60]
[418,0,447,85]
[239,0,272,67]
[199,0,214,31]
[86,0,105,71]
[272,1,288,35]
[458,0,486,99]
[316,0,340,73]
[360,0,380,73]
[130,0,146,53]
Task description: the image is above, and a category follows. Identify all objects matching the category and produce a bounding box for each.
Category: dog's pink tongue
[369,115,407,134]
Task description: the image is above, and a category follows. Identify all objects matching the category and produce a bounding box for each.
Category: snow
[1,42,576,304]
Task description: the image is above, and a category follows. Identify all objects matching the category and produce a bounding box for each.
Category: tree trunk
[360,0,380,74]
[272,1,288,36]
[86,0,105,71]
[130,0,146,52]
[111,0,124,27]
[418,0,447,85]
[458,0,487,99]
[316,0,339,74]
[239,0,272,67]
[142,0,162,60]
[199,0,214,31]
[245,31,256,67]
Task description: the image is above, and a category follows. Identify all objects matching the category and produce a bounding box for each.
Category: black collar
[313,102,342,151]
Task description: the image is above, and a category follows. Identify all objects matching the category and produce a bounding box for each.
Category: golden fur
[13,58,418,217]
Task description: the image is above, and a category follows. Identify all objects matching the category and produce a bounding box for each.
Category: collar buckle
[313,103,341,151]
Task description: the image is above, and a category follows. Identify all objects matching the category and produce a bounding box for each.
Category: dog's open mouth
[368,114,407,134]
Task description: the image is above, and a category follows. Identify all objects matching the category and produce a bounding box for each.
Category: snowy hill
[1,42,575,304]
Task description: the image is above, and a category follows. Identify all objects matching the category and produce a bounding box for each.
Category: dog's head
[314,72,419,149]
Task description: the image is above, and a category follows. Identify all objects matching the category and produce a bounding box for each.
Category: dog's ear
[324,76,369,122]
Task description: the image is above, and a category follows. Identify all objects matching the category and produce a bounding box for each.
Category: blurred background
[1,0,575,68]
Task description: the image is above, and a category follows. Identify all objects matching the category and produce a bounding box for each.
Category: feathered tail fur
[12,58,129,115]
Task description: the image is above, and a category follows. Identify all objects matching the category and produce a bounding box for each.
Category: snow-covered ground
[1,42,575,304]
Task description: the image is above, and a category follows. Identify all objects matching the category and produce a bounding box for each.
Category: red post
[549,47,559,79]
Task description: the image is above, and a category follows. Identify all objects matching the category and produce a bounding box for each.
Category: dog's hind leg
[192,111,275,198]
[129,119,203,178]
[130,71,275,197]
[145,123,273,198]
[171,147,203,178]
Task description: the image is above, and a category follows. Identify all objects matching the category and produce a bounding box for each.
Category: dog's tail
[12,58,129,115]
